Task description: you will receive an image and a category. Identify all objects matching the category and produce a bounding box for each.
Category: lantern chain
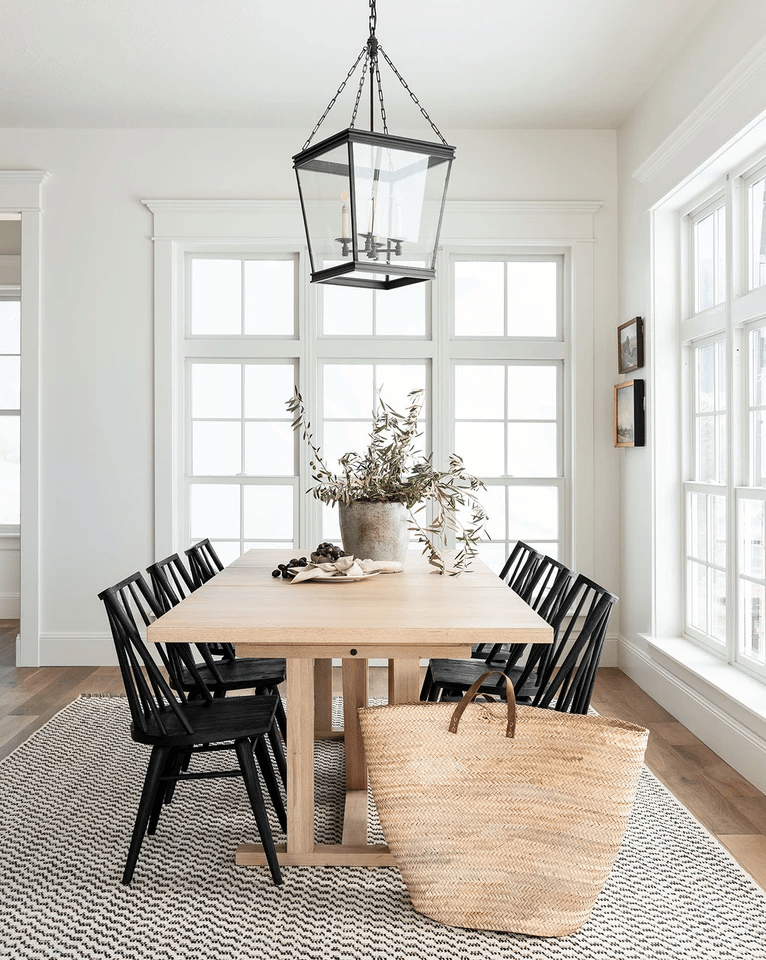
[302,45,368,151]
[303,0,447,149]
[374,57,389,135]
[349,59,370,129]
[377,45,448,145]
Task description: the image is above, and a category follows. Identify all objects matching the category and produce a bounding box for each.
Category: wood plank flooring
[1,618,765,889]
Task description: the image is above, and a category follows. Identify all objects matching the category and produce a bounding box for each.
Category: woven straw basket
[358,672,649,937]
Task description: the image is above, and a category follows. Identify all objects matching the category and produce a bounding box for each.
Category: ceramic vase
[338,500,410,565]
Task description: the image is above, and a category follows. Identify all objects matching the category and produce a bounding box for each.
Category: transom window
[746,166,766,292]
[691,196,726,314]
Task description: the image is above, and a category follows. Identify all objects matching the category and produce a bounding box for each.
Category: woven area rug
[1,697,765,960]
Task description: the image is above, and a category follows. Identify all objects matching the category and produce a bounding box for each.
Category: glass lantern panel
[350,141,450,271]
[295,143,352,276]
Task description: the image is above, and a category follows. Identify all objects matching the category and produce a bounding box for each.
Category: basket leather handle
[448,671,517,738]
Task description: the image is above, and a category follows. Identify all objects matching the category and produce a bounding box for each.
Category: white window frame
[679,155,766,682]
[146,199,602,580]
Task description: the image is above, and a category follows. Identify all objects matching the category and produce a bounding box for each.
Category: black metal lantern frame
[293,0,455,291]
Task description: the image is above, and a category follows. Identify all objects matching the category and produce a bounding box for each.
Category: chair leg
[122,745,169,885]
[274,695,287,744]
[253,735,287,833]
[234,739,283,885]
[258,684,287,744]
[179,748,193,773]
[148,748,178,835]
[267,720,287,789]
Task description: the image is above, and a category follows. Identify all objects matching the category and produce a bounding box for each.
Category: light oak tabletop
[148,548,553,657]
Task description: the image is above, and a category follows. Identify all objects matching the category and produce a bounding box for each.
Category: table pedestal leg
[342,657,369,846]
[388,657,421,705]
[236,656,395,869]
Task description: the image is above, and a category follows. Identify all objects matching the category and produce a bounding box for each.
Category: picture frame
[617,316,644,374]
[614,379,645,447]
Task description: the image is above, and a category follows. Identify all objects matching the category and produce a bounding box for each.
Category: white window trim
[145,198,602,576]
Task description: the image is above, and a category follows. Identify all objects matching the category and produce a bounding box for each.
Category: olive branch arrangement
[287,387,488,575]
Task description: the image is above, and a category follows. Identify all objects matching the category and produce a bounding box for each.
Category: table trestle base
[236,842,396,867]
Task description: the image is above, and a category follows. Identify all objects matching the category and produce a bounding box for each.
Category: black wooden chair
[147,554,288,768]
[470,541,541,664]
[478,554,574,674]
[185,538,224,587]
[422,571,616,716]
[419,552,568,701]
[98,572,285,886]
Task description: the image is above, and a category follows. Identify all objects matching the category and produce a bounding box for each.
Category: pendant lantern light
[293,0,455,290]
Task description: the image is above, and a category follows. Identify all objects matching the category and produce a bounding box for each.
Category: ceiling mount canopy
[293,0,455,291]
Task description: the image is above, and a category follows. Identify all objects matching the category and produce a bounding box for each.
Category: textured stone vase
[338,500,410,565]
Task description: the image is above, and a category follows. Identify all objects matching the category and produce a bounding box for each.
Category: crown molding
[445,200,603,216]
[142,199,603,216]
[143,198,604,244]
[633,34,766,184]
[0,170,49,211]
[142,199,299,215]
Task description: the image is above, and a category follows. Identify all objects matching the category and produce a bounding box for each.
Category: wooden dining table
[147,547,553,869]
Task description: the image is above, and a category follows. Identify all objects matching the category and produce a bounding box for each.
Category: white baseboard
[618,634,766,794]
[39,633,118,666]
[600,635,618,668]
[0,593,20,618]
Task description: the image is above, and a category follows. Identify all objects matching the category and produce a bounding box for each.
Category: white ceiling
[0,0,719,130]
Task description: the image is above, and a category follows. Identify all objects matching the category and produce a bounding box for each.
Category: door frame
[0,171,48,666]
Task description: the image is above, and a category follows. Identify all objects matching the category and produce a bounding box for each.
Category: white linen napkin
[289,555,403,583]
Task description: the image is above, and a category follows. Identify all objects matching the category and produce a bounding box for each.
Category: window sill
[641,634,766,734]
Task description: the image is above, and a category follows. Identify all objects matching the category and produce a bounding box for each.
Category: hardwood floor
[1,618,765,889]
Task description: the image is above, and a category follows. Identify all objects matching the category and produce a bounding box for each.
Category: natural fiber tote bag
[358,672,649,937]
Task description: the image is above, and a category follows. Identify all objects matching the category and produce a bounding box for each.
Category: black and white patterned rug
[1,696,765,960]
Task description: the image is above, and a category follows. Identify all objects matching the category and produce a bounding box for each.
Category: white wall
[0,127,618,663]
[617,0,766,789]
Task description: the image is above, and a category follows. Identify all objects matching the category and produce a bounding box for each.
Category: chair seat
[176,657,286,693]
[428,658,539,700]
[132,694,279,748]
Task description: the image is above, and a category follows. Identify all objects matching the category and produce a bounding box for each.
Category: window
[453,360,562,570]
[691,196,726,313]
[180,249,568,575]
[746,166,766,292]
[0,297,20,531]
[682,157,766,681]
[184,255,299,565]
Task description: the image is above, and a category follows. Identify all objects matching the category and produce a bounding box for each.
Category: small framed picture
[617,317,644,374]
[614,379,645,447]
